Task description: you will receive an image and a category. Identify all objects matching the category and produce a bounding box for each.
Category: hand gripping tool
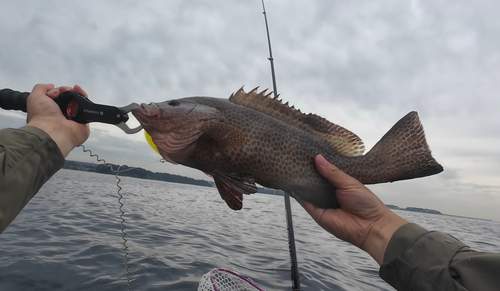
[0,89,142,134]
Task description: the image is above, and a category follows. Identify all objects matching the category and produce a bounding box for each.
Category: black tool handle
[0,89,30,112]
[0,89,129,125]
[60,93,129,124]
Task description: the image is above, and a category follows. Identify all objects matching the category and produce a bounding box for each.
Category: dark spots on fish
[144,97,441,210]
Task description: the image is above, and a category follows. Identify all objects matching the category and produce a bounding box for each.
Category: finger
[57,86,73,93]
[31,83,55,97]
[301,200,325,223]
[301,200,346,237]
[301,200,318,216]
[315,155,359,188]
[46,88,59,98]
[46,86,73,98]
[73,84,88,98]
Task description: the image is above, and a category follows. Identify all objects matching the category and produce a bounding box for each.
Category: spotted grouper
[132,88,443,210]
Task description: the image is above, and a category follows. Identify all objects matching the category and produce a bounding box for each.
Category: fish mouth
[132,102,160,126]
[135,102,160,116]
[145,102,160,116]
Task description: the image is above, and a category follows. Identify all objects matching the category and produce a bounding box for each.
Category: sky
[1,0,499,221]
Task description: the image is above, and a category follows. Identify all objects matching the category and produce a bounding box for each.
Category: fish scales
[133,88,443,210]
[181,96,336,202]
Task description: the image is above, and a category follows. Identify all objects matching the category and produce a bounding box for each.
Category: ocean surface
[1,169,499,291]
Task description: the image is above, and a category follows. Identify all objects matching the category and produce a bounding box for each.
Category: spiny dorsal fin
[229,87,365,156]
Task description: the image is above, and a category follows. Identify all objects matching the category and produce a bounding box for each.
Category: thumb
[30,83,55,96]
[315,155,358,188]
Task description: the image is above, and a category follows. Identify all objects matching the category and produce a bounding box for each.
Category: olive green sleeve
[379,223,500,291]
[0,126,65,234]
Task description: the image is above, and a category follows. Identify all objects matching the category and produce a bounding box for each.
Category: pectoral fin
[200,121,246,149]
[213,172,258,210]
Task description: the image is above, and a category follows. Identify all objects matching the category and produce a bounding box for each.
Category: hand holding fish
[301,154,409,265]
[26,84,90,157]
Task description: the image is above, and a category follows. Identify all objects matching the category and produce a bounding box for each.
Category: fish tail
[362,111,443,183]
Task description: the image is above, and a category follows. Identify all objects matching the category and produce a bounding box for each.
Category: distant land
[386,204,442,215]
[63,160,284,195]
[63,161,444,213]
[387,205,491,220]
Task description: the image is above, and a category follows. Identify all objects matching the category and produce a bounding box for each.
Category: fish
[132,87,443,210]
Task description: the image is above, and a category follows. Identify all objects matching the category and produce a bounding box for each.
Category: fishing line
[79,145,132,290]
[79,145,167,290]
[115,164,132,291]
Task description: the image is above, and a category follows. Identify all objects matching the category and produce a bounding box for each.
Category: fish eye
[168,100,180,106]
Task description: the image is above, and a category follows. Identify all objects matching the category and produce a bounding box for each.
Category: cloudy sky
[1,0,499,221]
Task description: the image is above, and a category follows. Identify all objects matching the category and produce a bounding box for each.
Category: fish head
[132,98,223,162]
[132,98,222,131]
[132,98,243,163]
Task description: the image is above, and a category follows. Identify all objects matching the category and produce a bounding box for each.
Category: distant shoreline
[387,205,492,221]
[63,160,284,195]
[386,204,442,215]
[66,161,483,219]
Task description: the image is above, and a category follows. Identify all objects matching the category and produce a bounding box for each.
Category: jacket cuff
[13,126,65,173]
[379,223,469,290]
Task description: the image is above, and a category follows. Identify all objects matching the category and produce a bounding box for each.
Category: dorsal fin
[229,87,365,156]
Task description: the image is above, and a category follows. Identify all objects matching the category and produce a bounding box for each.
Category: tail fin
[363,111,443,183]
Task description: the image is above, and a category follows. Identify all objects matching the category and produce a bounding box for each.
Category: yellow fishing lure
[144,130,160,155]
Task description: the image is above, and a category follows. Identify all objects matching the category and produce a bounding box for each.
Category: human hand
[26,83,90,157]
[301,155,408,265]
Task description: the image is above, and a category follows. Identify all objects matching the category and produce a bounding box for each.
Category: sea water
[1,170,499,291]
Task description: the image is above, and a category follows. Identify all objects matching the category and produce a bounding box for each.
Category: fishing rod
[260,1,300,290]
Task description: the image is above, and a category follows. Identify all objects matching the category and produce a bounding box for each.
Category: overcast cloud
[1,0,499,220]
